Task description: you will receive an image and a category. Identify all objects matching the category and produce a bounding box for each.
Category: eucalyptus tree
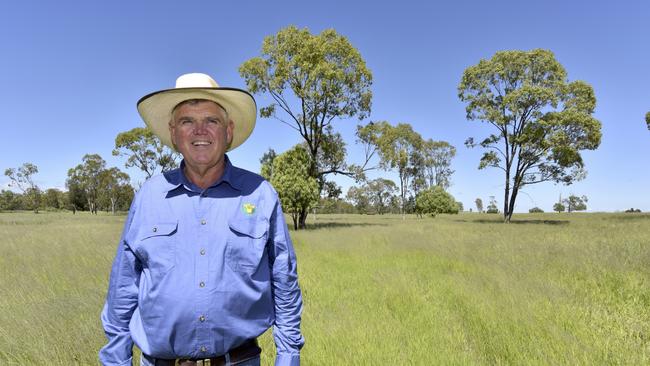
[99,167,133,214]
[366,178,397,214]
[345,186,371,214]
[67,154,106,214]
[563,195,588,213]
[475,198,484,213]
[240,26,372,227]
[4,162,40,213]
[458,49,601,222]
[356,121,423,218]
[423,140,456,190]
[113,127,179,179]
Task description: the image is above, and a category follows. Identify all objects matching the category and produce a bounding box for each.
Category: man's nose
[193,122,209,134]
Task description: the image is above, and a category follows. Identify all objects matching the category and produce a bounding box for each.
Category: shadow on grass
[609,213,650,221]
[303,222,387,230]
[455,219,570,225]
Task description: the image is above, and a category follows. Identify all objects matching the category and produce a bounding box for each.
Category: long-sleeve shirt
[100,156,304,366]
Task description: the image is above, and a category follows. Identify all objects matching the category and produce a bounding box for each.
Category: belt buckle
[196,360,210,366]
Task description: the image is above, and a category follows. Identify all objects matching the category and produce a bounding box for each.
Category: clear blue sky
[1,0,648,212]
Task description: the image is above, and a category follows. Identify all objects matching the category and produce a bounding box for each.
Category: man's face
[169,100,234,173]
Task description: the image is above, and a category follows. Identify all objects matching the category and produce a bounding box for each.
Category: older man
[100,73,304,366]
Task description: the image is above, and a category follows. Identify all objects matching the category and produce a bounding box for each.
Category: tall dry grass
[0,211,648,365]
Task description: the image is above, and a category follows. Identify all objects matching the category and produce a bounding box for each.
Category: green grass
[0,211,649,365]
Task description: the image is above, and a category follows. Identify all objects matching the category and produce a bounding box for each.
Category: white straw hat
[137,73,257,151]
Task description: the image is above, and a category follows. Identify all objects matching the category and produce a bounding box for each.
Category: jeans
[141,354,261,366]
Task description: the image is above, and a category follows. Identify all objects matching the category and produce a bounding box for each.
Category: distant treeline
[0,187,132,214]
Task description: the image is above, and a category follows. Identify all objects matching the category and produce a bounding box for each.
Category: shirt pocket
[226,218,268,276]
[133,222,178,276]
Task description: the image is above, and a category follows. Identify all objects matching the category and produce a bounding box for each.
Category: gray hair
[169,99,229,127]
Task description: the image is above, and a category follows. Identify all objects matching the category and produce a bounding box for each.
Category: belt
[146,339,261,366]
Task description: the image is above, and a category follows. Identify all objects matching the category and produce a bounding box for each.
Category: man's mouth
[192,141,212,146]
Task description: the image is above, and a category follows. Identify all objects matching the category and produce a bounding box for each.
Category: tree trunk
[291,212,298,230]
[399,174,406,220]
[507,186,518,222]
[298,208,308,229]
[111,197,116,215]
[503,166,511,223]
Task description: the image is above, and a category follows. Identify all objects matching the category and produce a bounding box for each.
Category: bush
[415,186,459,217]
[529,207,544,213]
[624,208,642,213]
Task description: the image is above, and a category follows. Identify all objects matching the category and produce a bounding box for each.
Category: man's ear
[169,121,178,148]
[226,120,235,146]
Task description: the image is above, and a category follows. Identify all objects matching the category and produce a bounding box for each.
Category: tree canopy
[67,154,106,214]
[422,139,456,190]
[4,163,40,213]
[357,121,424,217]
[259,148,277,181]
[270,145,320,230]
[563,194,588,213]
[112,127,179,179]
[475,198,484,213]
[458,49,602,222]
[415,186,459,217]
[98,167,133,214]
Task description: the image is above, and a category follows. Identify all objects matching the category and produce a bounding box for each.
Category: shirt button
[199,315,206,322]
[199,281,205,288]
[152,227,157,232]
[200,346,207,352]
[200,248,206,255]
[201,219,206,225]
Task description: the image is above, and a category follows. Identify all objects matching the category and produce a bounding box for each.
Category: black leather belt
[145,339,261,366]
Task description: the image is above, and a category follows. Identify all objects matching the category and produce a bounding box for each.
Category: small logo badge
[242,203,256,215]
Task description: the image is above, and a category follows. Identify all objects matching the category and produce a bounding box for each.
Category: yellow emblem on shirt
[242,203,256,215]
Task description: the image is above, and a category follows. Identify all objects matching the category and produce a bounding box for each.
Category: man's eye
[181,120,193,125]
[207,119,220,124]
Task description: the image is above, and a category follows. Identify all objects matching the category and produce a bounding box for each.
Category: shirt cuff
[275,353,300,366]
[99,356,133,366]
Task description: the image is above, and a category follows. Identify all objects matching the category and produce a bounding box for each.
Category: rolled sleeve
[275,353,301,366]
[99,202,141,366]
[268,198,305,365]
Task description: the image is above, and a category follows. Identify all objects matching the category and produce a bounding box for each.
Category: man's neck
[183,161,225,190]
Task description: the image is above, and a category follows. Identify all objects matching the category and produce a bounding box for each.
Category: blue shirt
[100,156,304,366]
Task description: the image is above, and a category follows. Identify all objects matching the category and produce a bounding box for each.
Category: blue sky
[1,0,648,212]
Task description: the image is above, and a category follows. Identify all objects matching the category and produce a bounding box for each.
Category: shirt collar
[163,154,242,193]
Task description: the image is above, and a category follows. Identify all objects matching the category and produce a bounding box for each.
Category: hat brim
[137,87,257,151]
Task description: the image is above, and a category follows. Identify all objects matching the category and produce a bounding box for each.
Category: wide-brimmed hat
[137,73,257,151]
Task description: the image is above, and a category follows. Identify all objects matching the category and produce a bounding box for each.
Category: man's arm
[99,203,141,366]
[268,198,305,366]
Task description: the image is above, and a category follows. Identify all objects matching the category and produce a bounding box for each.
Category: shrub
[415,186,459,217]
[624,208,642,213]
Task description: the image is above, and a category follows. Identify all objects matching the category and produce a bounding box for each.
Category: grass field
[0,211,649,365]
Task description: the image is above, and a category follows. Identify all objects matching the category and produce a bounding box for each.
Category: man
[100,73,304,366]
